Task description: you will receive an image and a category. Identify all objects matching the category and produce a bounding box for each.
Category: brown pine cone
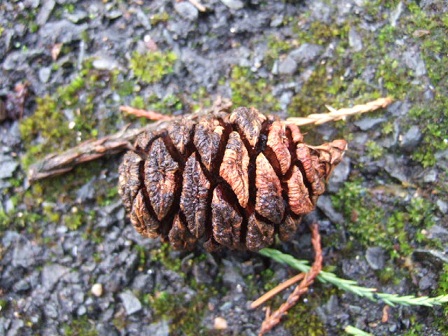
[118,107,347,252]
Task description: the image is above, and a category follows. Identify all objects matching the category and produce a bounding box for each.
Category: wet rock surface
[0,1,447,336]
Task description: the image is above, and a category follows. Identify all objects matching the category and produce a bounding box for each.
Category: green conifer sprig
[259,248,448,307]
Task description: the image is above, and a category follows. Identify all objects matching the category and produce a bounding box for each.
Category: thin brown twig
[258,223,323,336]
[119,105,172,121]
[27,124,163,182]
[286,97,393,126]
[188,0,207,12]
[250,273,306,309]
[27,97,389,182]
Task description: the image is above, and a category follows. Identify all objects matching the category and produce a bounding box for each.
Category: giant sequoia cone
[118,107,347,252]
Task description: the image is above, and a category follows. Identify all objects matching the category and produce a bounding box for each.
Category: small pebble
[214,317,228,330]
[91,283,103,297]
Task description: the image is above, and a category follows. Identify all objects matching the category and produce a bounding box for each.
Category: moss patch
[283,301,326,336]
[145,290,209,335]
[130,50,177,84]
[20,60,124,168]
[229,66,280,112]
[63,316,98,336]
[332,180,437,260]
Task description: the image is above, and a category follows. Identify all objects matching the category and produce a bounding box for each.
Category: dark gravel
[1,1,447,336]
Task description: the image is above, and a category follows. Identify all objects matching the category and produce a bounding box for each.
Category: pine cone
[118,107,347,252]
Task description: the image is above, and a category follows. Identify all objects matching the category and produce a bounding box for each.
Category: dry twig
[188,0,207,12]
[250,273,305,309]
[27,97,390,182]
[27,125,163,182]
[119,105,172,121]
[258,223,323,336]
[286,97,393,126]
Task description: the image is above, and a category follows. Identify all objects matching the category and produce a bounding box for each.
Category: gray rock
[13,278,31,292]
[174,2,199,21]
[354,117,386,131]
[400,125,422,151]
[278,56,297,75]
[390,1,403,27]
[325,295,339,315]
[119,290,142,315]
[418,273,435,291]
[39,20,88,43]
[348,27,363,52]
[76,178,96,203]
[317,196,344,225]
[222,259,244,288]
[289,44,323,66]
[413,249,448,267]
[427,225,448,239]
[384,155,408,183]
[0,317,8,335]
[65,10,89,23]
[423,169,437,183]
[36,0,56,26]
[58,285,85,314]
[134,8,151,29]
[25,0,40,8]
[327,157,350,192]
[92,57,120,71]
[38,67,51,83]
[131,273,154,293]
[365,247,386,270]
[12,238,40,268]
[5,318,24,336]
[141,320,169,336]
[220,0,244,10]
[41,264,70,290]
[44,302,59,319]
[0,154,19,179]
[96,323,120,336]
[270,14,284,27]
[403,49,426,77]
[436,199,447,214]
[0,121,21,147]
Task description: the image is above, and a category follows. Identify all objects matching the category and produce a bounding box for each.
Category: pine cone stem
[258,223,323,335]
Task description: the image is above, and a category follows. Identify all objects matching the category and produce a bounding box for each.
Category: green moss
[403,323,424,336]
[134,244,148,270]
[283,304,326,336]
[96,185,118,207]
[150,243,182,273]
[63,207,85,231]
[0,298,8,311]
[20,60,124,168]
[150,12,170,25]
[229,66,280,111]
[365,140,384,160]
[332,181,437,260]
[288,63,347,118]
[130,50,177,84]
[20,95,71,167]
[62,316,98,336]
[434,264,448,333]
[264,34,293,69]
[375,56,410,100]
[112,314,127,331]
[191,86,213,111]
[294,20,350,46]
[145,289,209,335]
[408,98,448,169]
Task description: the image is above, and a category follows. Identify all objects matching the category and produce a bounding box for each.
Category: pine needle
[286,97,393,126]
[258,248,448,307]
[345,325,374,336]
